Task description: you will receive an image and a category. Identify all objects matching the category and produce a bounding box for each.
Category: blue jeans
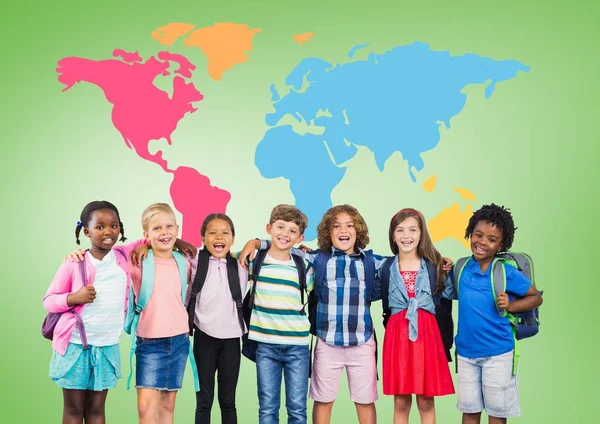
[256,342,309,424]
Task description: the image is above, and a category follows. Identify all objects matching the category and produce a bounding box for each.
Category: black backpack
[186,249,245,336]
[380,257,454,362]
[241,249,307,362]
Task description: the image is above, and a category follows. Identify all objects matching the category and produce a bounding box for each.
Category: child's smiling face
[203,218,234,258]
[393,216,421,256]
[267,220,304,251]
[330,213,357,254]
[84,208,120,252]
[470,220,504,264]
[144,212,179,255]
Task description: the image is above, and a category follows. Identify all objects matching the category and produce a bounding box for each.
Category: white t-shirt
[71,250,127,346]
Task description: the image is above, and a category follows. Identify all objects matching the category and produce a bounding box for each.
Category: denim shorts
[457,350,520,418]
[50,343,121,391]
[136,333,190,391]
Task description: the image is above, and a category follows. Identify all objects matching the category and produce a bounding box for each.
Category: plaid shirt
[258,240,386,346]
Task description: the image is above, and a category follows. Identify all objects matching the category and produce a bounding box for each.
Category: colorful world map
[56,22,529,245]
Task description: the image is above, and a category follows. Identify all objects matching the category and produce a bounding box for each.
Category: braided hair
[75,201,127,245]
[465,203,516,252]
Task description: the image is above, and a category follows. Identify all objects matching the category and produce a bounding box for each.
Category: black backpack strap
[251,249,268,286]
[313,249,331,301]
[425,259,440,306]
[291,253,307,313]
[363,250,375,304]
[187,249,210,334]
[380,256,395,327]
[226,254,245,332]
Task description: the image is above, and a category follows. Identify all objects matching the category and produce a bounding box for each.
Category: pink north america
[57,49,231,246]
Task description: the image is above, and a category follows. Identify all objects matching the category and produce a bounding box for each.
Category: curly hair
[316,204,370,252]
[465,203,517,251]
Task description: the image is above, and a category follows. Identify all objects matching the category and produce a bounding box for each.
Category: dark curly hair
[465,203,516,252]
[316,204,369,252]
[75,201,126,245]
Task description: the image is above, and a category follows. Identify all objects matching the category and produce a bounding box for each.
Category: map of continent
[56,29,530,246]
[56,49,229,246]
[257,41,529,239]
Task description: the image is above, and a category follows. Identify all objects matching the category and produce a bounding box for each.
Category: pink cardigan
[43,240,144,355]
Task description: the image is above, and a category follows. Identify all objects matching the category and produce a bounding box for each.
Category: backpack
[308,249,375,336]
[241,249,307,362]
[453,252,542,375]
[124,250,199,391]
[186,249,245,336]
[380,257,454,362]
[453,252,541,341]
[41,257,89,347]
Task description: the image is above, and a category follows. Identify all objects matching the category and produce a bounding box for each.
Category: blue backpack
[124,250,199,391]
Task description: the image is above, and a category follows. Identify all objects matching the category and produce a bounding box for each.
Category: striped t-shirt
[248,253,314,345]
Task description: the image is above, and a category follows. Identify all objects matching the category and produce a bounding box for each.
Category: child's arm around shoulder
[442,271,457,300]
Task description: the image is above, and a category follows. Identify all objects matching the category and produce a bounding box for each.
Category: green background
[2,0,597,422]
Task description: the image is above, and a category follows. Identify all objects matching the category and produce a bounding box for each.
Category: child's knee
[394,395,412,413]
[137,395,156,417]
[416,395,435,412]
[63,402,85,418]
[159,393,177,412]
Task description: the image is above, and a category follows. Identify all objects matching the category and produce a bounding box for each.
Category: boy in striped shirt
[248,204,314,424]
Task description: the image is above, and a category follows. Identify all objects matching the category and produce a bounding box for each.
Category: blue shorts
[135,333,190,391]
[49,343,121,391]
[457,351,520,418]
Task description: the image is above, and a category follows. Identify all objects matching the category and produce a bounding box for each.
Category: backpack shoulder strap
[363,250,375,303]
[380,256,396,312]
[500,252,535,288]
[453,257,471,298]
[172,251,189,303]
[425,259,440,305]
[313,250,331,301]
[225,253,245,331]
[137,250,157,313]
[251,249,268,285]
[190,249,210,298]
[291,253,307,307]
[491,257,508,317]
[186,249,207,332]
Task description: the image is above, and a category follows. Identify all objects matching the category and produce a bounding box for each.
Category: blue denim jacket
[387,257,436,342]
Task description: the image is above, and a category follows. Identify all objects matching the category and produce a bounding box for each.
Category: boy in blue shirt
[446,204,542,424]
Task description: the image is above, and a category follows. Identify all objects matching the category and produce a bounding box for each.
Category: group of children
[43,200,542,424]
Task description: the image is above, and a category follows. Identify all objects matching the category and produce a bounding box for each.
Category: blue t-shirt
[455,257,531,358]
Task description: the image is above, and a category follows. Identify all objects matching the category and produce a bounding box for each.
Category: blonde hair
[141,203,177,231]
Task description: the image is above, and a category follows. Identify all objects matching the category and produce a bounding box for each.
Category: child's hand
[131,244,149,266]
[298,244,313,253]
[442,257,453,272]
[175,239,197,258]
[67,286,96,306]
[497,292,510,311]
[238,239,259,269]
[64,249,86,263]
